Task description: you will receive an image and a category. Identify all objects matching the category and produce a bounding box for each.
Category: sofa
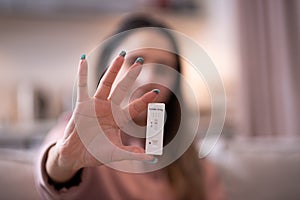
[208,137,300,200]
[0,137,299,200]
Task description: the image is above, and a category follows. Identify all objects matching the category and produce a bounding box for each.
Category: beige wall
[0,2,238,133]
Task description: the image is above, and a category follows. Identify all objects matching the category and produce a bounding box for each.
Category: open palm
[57,53,158,170]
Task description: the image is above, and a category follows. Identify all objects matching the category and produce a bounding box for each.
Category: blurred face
[124,48,177,103]
[110,29,179,123]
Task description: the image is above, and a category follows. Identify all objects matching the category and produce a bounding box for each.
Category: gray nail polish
[151,89,160,94]
[119,50,126,57]
[135,57,144,64]
[80,54,86,60]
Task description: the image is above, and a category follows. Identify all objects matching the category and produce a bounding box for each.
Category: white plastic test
[145,103,165,155]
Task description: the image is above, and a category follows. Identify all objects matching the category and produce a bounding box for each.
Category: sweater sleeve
[34,142,95,200]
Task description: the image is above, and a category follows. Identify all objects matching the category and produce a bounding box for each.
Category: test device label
[145,103,165,155]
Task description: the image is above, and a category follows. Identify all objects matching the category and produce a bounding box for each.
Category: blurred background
[0,0,299,200]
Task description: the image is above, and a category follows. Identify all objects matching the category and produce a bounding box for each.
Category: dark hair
[97,13,205,200]
[97,13,181,146]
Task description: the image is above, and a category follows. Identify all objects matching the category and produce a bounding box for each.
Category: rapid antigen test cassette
[145,103,165,155]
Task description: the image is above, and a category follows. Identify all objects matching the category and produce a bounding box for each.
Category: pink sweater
[34,118,225,200]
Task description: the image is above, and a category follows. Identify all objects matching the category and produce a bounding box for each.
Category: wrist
[46,144,81,183]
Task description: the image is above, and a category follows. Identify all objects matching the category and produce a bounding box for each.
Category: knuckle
[78,82,87,87]
[108,69,118,75]
[127,72,137,80]
[102,80,113,87]
[118,82,129,92]
[133,102,145,113]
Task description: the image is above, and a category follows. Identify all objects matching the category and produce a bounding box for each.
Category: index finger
[94,51,126,100]
[126,89,160,119]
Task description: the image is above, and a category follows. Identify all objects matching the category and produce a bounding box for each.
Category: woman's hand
[46,52,158,183]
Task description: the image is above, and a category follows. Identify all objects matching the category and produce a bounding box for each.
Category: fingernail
[80,54,86,60]
[144,157,158,164]
[135,57,144,64]
[151,89,160,94]
[119,50,126,57]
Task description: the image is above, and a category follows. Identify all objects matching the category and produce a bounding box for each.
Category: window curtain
[237,0,300,137]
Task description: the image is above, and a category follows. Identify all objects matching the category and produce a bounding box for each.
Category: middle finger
[109,57,144,105]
